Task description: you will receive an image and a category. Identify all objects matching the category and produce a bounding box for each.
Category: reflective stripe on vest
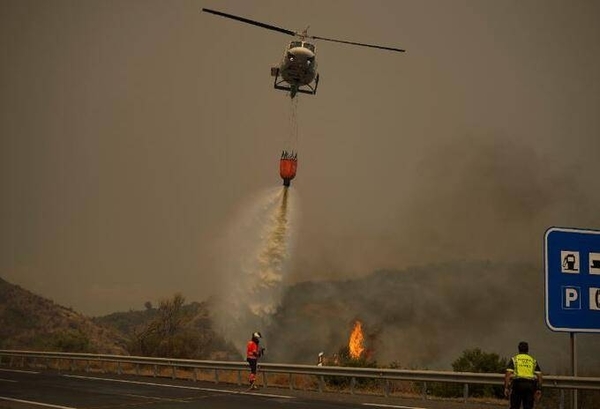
[512,354,536,379]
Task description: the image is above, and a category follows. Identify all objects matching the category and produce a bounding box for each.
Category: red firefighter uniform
[246,332,262,387]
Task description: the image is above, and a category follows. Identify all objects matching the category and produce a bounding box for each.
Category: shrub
[430,348,507,398]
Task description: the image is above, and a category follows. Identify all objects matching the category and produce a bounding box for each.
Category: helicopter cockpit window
[289,41,302,49]
[303,43,315,52]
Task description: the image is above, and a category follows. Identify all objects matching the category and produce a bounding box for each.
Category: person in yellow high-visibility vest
[504,341,542,409]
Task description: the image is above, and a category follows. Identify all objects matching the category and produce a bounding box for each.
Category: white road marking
[239,390,294,398]
[0,396,78,409]
[363,403,427,409]
[62,374,294,399]
[0,378,18,383]
[122,393,189,402]
[0,368,40,374]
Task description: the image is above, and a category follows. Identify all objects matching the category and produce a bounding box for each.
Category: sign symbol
[563,254,577,270]
[561,251,580,273]
[563,286,580,309]
[590,288,600,311]
[590,252,600,275]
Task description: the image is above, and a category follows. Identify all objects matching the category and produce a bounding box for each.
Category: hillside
[94,297,239,360]
[265,261,600,375]
[4,261,600,376]
[0,276,238,360]
[0,277,127,354]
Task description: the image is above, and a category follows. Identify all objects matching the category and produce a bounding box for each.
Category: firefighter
[246,331,264,389]
[504,341,542,409]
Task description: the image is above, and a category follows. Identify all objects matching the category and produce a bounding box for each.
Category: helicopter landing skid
[272,71,319,98]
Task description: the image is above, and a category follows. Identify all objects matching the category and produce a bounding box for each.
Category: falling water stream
[212,96,300,356]
[212,187,296,356]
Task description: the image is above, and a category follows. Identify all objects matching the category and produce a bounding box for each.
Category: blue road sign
[545,227,600,333]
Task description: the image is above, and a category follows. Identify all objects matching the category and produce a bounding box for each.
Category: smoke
[395,133,595,268]
[210,187,297,357]
[266,261,600,375]
[207,103,600,370]
[261,133,600,374]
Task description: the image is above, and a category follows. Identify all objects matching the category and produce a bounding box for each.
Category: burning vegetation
[349,320,365,359]
[321,319,375,368]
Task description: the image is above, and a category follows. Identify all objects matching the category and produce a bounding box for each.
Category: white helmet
[252,332,262,339]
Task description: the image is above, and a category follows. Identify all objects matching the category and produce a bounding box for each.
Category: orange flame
[349,321,365,359]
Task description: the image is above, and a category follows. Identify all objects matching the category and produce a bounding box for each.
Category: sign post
[545,227,600,409]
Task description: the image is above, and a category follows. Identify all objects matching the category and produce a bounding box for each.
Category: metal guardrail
[1,349,600,399]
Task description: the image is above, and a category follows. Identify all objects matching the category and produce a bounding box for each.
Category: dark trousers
[247,358,257,383]
[510,379,536,409]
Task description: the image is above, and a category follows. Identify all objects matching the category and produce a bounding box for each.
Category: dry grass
[0,278,127,354]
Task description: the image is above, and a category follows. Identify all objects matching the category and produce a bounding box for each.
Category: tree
[127,294,238,359]
[130,293,192,358]
[429,348,508,398]
[436,348,508,398]
[452,348,508,374]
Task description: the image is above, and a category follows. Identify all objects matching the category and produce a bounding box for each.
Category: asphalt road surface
[0,368,507,409]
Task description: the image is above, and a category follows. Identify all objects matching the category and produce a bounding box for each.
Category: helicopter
[202,8,405,98]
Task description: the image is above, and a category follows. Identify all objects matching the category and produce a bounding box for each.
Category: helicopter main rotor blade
[202,8,296,37]
[311,35,405,53]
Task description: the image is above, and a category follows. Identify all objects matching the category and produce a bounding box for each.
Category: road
[0,368,507,409]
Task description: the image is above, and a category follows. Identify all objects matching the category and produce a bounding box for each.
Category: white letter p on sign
[563,287,580,309]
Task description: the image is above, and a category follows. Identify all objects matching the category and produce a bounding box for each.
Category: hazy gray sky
[2,0,599,316]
